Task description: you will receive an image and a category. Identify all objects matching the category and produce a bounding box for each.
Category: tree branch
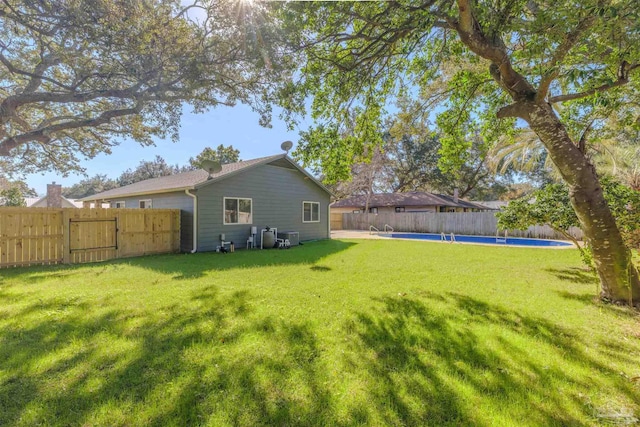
[496,102,527,119]
[0,102,144,156]
[536,16,596,102]
[452,0,536,100]
[0,51,66,91]
[548,62,639,103]
[22,55,62,94]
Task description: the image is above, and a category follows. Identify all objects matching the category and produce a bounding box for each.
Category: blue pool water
[387,233,573,247]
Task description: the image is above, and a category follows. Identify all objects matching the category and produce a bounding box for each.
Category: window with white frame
[303,201,320,223]
[115,201,126,208]
[369,207,378,214]
[139,199,152,209]
[395,206,405,213]
[224,197,252,224]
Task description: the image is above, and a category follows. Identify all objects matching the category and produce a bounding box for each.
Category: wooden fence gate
[0,207,180,268]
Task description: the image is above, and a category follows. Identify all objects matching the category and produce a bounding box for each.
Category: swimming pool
[385,232,573,247]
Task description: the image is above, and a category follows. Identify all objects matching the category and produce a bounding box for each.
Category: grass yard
[1,239,639,426]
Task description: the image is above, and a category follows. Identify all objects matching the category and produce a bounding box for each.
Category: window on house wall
[303,201,320,222]
[139,199,152,209]
[115,201,125,208]
[395,207,405,213]
[224,197,252,224]
[369,207,378,214]
[352,209,362,214]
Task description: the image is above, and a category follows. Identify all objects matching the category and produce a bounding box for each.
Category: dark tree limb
[496,102,527,119]
[536,16,596,102]
[452,0,536,100]
[549,62,638,103]
[0,102,144,156]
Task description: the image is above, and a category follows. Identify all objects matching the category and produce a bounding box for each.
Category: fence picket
[340,212,583,240]
[0,207,180,268]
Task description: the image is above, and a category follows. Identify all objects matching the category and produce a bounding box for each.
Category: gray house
[81,154,331,252]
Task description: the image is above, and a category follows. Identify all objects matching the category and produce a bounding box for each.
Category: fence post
[62,209,70,264]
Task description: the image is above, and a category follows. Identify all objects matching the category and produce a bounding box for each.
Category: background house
[25,183,82,208]
[82,154,331,252]
[331,191,493,214]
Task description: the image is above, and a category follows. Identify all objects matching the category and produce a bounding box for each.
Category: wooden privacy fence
[0,207,180,268]
[340,212,583,240]
[330,212,344,231]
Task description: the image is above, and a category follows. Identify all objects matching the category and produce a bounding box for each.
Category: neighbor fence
[0,207,180,268]
[340,212,583,240]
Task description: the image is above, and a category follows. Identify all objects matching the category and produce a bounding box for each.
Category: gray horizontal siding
[108,191,194,252]
[195,164,330,252]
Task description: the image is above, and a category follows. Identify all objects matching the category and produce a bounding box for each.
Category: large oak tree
[0,0,287,176]
[271,0,640,305]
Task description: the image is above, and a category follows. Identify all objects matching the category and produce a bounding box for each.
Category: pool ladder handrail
[383,224,394,233]
[440,232,456,243]
[369,225,379,235]
[496,230,507,243]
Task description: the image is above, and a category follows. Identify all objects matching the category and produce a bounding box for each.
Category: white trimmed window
[115,201,126,208]
[224,197,252,224]
[303,201,320,223]
[369,207,378,214]
[139,199,152,209]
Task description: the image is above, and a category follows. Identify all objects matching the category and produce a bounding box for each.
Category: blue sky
[26,104,310,196]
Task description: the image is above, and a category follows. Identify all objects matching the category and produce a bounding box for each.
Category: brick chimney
[453,188,459,204]
[46,182,62,208]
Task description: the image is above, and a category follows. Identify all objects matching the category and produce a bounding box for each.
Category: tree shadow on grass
[0,239,356,283]
[342,293,640,426]
[545,267,598,285]
[555,290,597,305]
[0,284,341,426]
[2,280,639,426]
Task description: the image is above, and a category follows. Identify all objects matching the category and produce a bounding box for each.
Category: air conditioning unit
[277,231,299,246]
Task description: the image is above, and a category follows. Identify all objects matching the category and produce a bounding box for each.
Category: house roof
[25,196,83,208]
[434,194,493,210]
[478,200,509,210]
[330,191,492,210]
[331,192,457,208]
[81,154,330,201]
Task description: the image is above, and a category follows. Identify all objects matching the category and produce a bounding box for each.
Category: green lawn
[1,239,639,426]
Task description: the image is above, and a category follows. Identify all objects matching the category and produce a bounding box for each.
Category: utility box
[278,231,299,246]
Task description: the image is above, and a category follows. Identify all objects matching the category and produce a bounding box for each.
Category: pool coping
[330,230,579,249]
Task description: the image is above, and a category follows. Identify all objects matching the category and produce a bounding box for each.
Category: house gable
[195,162,330,251]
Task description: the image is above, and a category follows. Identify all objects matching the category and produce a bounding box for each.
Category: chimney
[453,188,459,204]
[46,182,62,208]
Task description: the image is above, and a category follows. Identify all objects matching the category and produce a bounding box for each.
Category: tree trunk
[523,101,640,304]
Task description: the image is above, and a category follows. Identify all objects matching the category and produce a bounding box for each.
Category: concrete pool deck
[331,230,385,239]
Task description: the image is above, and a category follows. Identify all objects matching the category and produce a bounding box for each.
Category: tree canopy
[0,0,287,176]
[0,186,25,206]
[269,0,640,304]
[62,174,118,199]
[188,144,241,169]
[117,155,183,187]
